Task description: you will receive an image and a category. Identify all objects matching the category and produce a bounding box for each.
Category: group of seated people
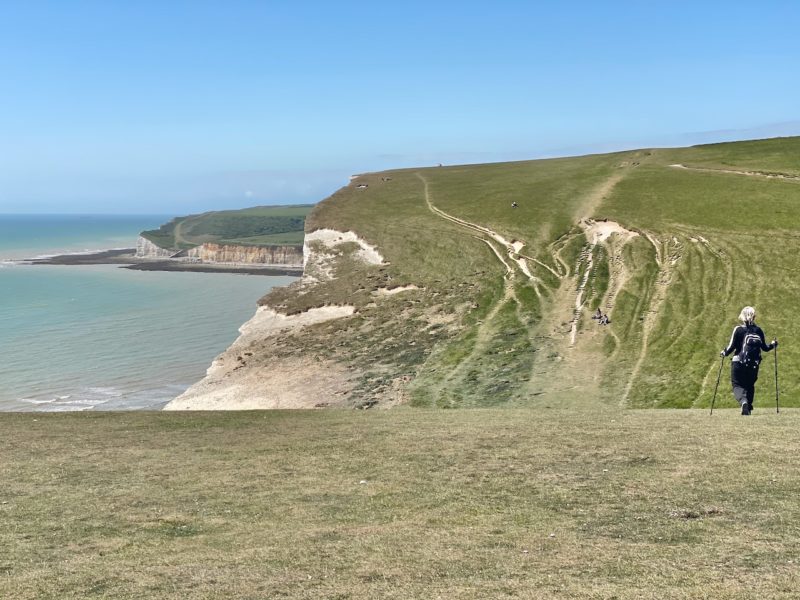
[592,308,610,325]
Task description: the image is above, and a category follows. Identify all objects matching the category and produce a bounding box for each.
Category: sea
[0,214,298,411]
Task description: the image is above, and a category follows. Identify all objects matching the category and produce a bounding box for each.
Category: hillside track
[435,238,521,394]
[416,164,652,406]
[617,228,742,408]
[173,219,188,247]
[669,163,800,182]
[416,173,543,291]
[548,166,637,346]
[512,165,644,404]
[416,173,536,403]
[680,233,735,406]
[410,147,797,409]
[417,160,710,409]
[598,235,634,356]
[620,234,683,406]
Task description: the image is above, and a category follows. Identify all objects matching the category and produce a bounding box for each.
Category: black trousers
[731,362,758,407]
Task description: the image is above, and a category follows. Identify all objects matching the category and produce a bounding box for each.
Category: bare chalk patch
[582,219,639,245]
[304,229,386,266]
[373,285,419,296]
[164,304,356,410]
[238,305,355,340]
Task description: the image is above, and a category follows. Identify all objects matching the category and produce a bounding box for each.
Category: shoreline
[21,248,304,277]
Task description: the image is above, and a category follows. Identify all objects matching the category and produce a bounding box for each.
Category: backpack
[738,327,763,369]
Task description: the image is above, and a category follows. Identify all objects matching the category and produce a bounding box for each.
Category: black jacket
[722,324,774,362]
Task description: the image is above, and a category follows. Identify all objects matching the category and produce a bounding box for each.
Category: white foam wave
[86,387,124,397]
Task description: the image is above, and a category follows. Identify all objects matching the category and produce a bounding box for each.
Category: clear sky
[1,1,798,214]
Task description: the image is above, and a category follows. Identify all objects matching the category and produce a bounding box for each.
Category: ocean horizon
[0,214,297,411]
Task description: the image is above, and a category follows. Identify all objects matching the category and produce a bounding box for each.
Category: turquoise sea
[0,215,297,411]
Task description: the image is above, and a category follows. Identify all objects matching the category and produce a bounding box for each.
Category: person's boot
[741,402,751,415]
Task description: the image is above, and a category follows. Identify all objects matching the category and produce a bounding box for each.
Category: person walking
[720,306,777,415]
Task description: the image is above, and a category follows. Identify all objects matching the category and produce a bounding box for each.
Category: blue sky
[1,1,798,213]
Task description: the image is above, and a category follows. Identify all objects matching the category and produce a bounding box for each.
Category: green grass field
[3,408,800,599]
[141,205,314,249]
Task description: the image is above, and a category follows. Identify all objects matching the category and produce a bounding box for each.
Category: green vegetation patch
[141,204,313,250]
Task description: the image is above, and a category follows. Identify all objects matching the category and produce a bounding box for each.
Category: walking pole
[775,344,779,414]
[710,355,725,416]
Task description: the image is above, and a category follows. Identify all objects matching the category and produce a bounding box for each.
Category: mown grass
[3,408,800,599]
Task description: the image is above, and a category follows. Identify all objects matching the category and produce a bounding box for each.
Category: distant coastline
[23,248,304,276]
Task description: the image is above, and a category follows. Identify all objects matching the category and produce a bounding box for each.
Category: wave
[11,384,180,412]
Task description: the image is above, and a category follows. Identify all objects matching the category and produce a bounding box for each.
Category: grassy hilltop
[263,136,800,410]
[140,204,314,250]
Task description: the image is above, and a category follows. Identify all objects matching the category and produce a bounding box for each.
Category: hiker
[592,308,602,320]
[511,201,518,208]
[720,306,777,415]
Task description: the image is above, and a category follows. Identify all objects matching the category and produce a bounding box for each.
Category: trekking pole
[775,345,779,414]
[710,355,725,416]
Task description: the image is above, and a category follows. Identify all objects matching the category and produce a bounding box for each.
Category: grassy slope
[140,205,314,249]
[3,409,800,599]
[601,140,800,408]
[268,152,648,406]
[261,137,800,409]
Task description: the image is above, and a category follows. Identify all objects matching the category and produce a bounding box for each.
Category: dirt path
[415,164,659,408]
[570,245,594,346]
[438,239,519,391]
[692,235,734,406]
[562,167,638,349]
[576,170,627,223]
[416,173,542,291]
[669,164,800,183]
[173,219,190,247]
[415,173,525,398]
[598,236,632,355]
[521,166,640,404]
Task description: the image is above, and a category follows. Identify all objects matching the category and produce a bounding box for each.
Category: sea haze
[0,214,297,411]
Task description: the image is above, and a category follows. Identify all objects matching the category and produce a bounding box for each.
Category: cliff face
[135,236,174,258]
[186,243,303,266]
[135,236,303,266]
[163,228,394,411]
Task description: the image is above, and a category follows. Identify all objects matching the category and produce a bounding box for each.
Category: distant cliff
[186,243,303,265]
[135,236,303,266]
[136,236,174,258]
